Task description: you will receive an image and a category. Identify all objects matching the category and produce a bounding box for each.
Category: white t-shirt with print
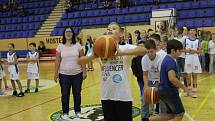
[156,49,167,63]
[141,54,161,82]
[100,44,137,101]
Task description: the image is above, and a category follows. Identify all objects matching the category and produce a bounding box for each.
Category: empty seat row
[51,28,80,36]
[178,9,214,19]
[16,0,44,3]
[23,1,57,9]
[0,15,46,24]
[27,7,53,15]
[177,19,214,27]
[0,23,41,32]
[0,31,36,39]
[58,14,150,27]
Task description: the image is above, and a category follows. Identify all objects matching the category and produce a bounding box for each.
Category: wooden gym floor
[0,61,215,121]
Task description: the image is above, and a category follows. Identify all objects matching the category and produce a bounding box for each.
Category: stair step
[35,35,50,37]
[37,31,51,34]
[38,29,53,32]
[41,26,54,29]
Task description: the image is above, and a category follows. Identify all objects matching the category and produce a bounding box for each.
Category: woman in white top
[209,33,215,74]
[54,27,87,120]
[79,22,147,121]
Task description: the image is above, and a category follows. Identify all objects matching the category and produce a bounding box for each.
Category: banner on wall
[28,36,63,49]
[0,36,63,51]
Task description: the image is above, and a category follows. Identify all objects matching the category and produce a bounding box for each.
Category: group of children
[0,42,40,97]
[131,27,205,121]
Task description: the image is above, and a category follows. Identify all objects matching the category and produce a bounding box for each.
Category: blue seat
[89,18,95,25]
[129,7,136,13]
[199,1,208,8]
[69,20,75,26]
[87,11,95,17]
[136,6,144,13]
[117,16,124,23]
[167,4,175,8]
[68,13,73,18]
[194,20,203,27]
[210,1,215,7]
[159,4,167,9]
[99,10,107,16]
[56,21,63,27]
[74,12,80,18]
[191,2,199,8]
[74,20,81,26]
[95,18,102,25]
[109,17,117,22]
[124,16,131,23]
[203,19,213,27]
[182,2,191,9]
[85,4,92,9]
[205,9,214,17]
[91,4,97,9]
[151,5,159,10]
[108,9,115,15]
[80,11,87,17]
[62,21,69,27]
[175,3,182,10]
[121,8,129,14]
[81,19,88,26]
[143,6,151,12]
[195,10,204,17]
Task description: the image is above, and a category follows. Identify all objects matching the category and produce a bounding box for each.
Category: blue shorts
[158,88,185,116]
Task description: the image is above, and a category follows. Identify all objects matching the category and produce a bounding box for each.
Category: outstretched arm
[78,55,98,65]
[117,46,147,56]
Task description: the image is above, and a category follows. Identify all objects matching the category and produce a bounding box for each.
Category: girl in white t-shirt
[79,22,147,121]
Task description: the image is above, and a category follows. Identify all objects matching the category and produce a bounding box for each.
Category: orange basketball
[144,87,160,104]
[93,35,117,58]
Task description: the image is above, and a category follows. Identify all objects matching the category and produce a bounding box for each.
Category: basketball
[144,87,159,104]
[93,35,117,58]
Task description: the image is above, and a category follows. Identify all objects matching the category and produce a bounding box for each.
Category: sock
[193,83,197,88]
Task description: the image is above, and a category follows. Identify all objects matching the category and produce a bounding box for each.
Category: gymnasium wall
[1,25,215,51]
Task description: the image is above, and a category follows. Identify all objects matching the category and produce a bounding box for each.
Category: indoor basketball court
[0,0,215,121]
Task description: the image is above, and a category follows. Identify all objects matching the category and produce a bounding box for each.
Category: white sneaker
[61,114,69,120]
[0,90,5,95]
[75,112,81,118]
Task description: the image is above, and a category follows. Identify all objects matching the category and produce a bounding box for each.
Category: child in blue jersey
[149,39,188,121]
[7,43,24,97]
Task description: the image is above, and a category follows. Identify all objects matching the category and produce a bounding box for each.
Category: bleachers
[0,0,58,39]
[0,0,214,38]
[51,0,214,36]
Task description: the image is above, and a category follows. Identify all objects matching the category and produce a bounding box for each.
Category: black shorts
[158,88,185,116]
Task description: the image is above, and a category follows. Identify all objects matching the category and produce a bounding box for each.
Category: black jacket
[131,56,143,81]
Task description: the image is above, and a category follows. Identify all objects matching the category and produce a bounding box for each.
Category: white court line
[179,75,215,121]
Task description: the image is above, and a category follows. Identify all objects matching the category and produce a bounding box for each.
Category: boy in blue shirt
[150,39,188,121]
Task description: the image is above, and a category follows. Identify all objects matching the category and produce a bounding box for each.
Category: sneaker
[35,88,38,93]
[17,92,25,97]
[184,91,189,97]
[192,88,197,98]
[12,91,17,96]
[75,112,81,118]
[0,90,5,95]
[142,118,149,121]
[61,114,69,120]
[25,89,30,93]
